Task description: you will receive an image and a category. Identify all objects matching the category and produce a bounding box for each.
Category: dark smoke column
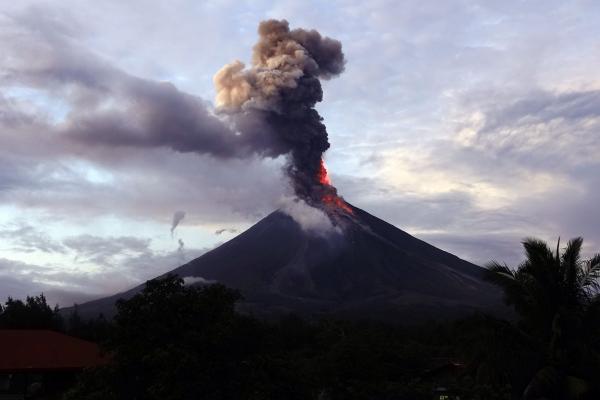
[214,20,346,207]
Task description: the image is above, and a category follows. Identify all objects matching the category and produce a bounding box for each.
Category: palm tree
[486,237,600,400]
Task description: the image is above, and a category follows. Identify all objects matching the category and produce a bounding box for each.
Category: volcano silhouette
[72,203,502,321]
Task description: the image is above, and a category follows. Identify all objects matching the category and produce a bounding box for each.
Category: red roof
[0,330,109,372]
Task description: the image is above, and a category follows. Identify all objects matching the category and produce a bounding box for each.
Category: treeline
[0,281,513,399]
[1,237,599,399]
[63,277,517,400]
[0,294,111,342]
[0,294,63,330]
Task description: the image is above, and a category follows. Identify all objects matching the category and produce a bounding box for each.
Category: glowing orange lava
[322,193,354,214]
[317,159,353,214]
[317,159,332,186]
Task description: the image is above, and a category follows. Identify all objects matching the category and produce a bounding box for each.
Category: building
[0,330,108,399]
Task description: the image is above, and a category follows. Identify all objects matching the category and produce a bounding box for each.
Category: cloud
[183,276,217,286]
[2,11,349,211]
[215,228,237,235]
[0,257,105,306]
[279,196,340,236]
[2,8,252,161]
[334,85,600,265]
[0,6,287,223]
[62,235,151,266]
[1,0,600,293]
[0,223,66,254]
[0,238,211,306]
[454,89,600,168]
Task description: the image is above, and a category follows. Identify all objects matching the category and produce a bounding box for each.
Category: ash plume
[170,211,186,236]
[214,19,346,204]
[6,13,347,209]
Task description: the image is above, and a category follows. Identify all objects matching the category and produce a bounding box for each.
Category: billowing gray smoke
[18,17,346,206]
[170,211,186,236]
[214,19,345,203]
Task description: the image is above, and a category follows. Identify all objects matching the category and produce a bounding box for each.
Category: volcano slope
[71,203,503,322]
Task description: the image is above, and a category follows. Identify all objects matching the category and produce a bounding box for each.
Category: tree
[0,293,63,330]
[486,237,600,399]
[65,274,526,399]
[65,275,311,400]
[65,305,111,342]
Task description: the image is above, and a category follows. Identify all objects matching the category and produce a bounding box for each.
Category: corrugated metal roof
[0,330,109,372]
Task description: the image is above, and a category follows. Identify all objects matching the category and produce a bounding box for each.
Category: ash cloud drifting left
[2,12,346,206]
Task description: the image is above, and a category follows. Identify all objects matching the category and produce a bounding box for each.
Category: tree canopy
[486,237,600,400]
[0,294,62,330]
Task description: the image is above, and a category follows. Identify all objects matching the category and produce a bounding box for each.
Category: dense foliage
[485,237,600,399]
[61,276,511,400]
[2,237,598,399]
[0,294,63,330]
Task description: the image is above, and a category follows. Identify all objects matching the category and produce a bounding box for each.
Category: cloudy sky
[1,0,599,306]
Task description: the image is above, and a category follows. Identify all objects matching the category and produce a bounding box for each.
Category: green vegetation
[0,294,63,330]
[485,237,600,399]
[2,237,598,399]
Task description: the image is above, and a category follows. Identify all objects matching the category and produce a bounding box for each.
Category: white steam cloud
[183,276,217,286]
[279,197,340,236]
[215,228,238,235]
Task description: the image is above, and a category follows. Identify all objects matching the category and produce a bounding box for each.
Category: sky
[1,0,600,306]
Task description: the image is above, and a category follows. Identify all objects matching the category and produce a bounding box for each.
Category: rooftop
[0,330,108,372]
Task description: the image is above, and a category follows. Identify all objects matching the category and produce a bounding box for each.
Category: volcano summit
[69,19,502,321]
[73,200,502,321]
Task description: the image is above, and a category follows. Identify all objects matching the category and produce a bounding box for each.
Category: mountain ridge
[66,203,504,322]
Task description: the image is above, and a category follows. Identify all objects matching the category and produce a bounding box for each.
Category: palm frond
[522,238,556,280]
[485,261,516,285]
[485,261,531,310]
[562,237,583,274]
[582,294,600,348]
[561,238,584,306]
[581,254,600,295]
[486,261,516,275]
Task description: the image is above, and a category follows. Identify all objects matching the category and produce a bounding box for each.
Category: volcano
[71,202,503,322]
